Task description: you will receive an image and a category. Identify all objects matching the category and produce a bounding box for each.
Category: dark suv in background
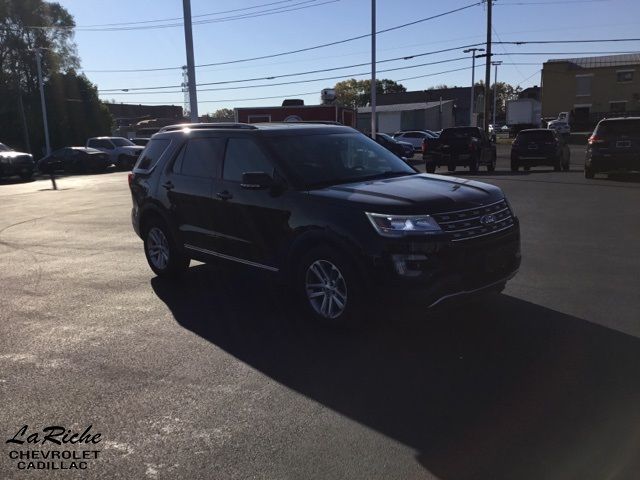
[585,117,640,179]
[510,129,570,172]
[426,126,496,173]
[129,123,521,325]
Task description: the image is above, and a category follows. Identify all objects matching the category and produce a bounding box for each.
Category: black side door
[210,136,287,268]
[161,136,224,252]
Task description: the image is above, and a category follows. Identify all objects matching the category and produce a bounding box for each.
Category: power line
[98,43,487,92]
[494,38,640,45]
[72,0,298,28]
[99,56,474,95]
[82,2,483,72]
[28,0,334,32]
[104,91,321,105]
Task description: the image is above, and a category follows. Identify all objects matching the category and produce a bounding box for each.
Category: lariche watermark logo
[5,425,102,471]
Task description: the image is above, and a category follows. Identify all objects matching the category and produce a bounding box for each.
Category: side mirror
[241,171,273,190]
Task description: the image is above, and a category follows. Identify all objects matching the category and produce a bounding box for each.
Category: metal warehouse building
[356,100,454,134]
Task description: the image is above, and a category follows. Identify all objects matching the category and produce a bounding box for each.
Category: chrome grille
[432,199,515,241]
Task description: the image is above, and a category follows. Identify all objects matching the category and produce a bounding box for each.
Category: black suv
[426,126,496,173]
[129,123,520,324]
[510,128,570,172]
[585,117,640,179]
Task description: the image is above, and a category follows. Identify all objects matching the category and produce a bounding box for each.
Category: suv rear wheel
[143,219,190,277]
[294,246,363,326]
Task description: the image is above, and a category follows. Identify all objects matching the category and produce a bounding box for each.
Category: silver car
[86,137,145,170]
[392,130,438,152]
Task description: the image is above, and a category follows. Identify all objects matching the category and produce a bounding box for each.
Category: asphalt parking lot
[1,144,639,480]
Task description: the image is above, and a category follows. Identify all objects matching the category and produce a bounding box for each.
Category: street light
[463,48,484,126]
[491,61,503,128]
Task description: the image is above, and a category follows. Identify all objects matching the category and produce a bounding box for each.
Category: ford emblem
[480,214,496,225]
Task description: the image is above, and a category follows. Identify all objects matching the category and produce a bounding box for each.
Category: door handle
[162,181,174,190]
[216,190,233,200]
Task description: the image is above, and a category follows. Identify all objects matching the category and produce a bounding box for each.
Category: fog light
[392,254,429,277]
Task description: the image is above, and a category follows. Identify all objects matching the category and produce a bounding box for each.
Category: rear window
[517,130,555,141]
[595,119,640,136]
[135,139,171,170]
[440,128,481,140]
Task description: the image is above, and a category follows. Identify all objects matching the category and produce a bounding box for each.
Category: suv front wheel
[143,219,190,277]
[294,246,363,326]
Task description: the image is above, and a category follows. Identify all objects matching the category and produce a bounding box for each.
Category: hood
[308,174,504,214]
[0,150,32,159]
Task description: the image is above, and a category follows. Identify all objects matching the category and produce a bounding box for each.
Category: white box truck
[506,98,542,132]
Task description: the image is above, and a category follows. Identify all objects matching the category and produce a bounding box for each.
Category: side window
[223,137,273,182]
[176,137,224,178]
[136,139,170,170]
[87,139,97,148]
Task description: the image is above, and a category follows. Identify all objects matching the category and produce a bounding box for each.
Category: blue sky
[59,0,640,114]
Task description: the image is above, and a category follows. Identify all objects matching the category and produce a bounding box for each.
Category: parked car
[392,130,439,152]
[510,129,570,172]
[426,126,496,173]
[374,133,413,158]
[129,123,521,326]
[86,137,144,170]
[130,138,150,147]
[585,117,640,179]
[547,121,571,135]
[0,142,34,180]
[38,147,111,174]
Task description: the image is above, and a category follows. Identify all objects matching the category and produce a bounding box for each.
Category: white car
[86,137,145,170]
[547,121,571,135]
[392,130,438,152]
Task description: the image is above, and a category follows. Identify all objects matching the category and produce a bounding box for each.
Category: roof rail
[158,122,258,133]
[262,121,344,126]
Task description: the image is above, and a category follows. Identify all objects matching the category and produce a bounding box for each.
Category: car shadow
[151,264,640,480]
[0,177,36,185]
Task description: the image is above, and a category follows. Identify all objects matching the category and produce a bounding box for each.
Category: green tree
[209,108,235,121]
[334,78,406,108]
[0,0,111,155]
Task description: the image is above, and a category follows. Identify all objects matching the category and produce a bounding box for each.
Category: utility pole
[17,86,31,154]
[491,61,502,127]
[35,48,51,156]
[463,48,484,126]
[182,0,198,122]
[370,0,377,138]
[483,0,493,131]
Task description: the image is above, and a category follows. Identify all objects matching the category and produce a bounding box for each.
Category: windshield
[518,130,555,141]
[267,133,415,188]
[596,120,640,136]
[0,142,12,152]
[378,133,395,143]
[111,137,136,147]
[440,128,481,140]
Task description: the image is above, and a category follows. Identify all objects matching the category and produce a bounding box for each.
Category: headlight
[365,212,442,237]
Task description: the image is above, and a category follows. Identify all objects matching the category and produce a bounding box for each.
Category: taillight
[128,173,134,186]
[588,135,605,145]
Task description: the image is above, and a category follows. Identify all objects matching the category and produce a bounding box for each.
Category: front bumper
[367,224,521,307]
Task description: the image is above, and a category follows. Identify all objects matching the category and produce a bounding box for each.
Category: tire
[510,159,519,172]
[487,152,496,172]
[293,245,363,327]
[143,218,190,277]
[425,163,436,174]
[554,155,562,172]
[469,154,479,173]
[585,167,595,179]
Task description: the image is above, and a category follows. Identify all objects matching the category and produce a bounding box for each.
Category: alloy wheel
[305,259,348,319]
[147,227,170,270]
